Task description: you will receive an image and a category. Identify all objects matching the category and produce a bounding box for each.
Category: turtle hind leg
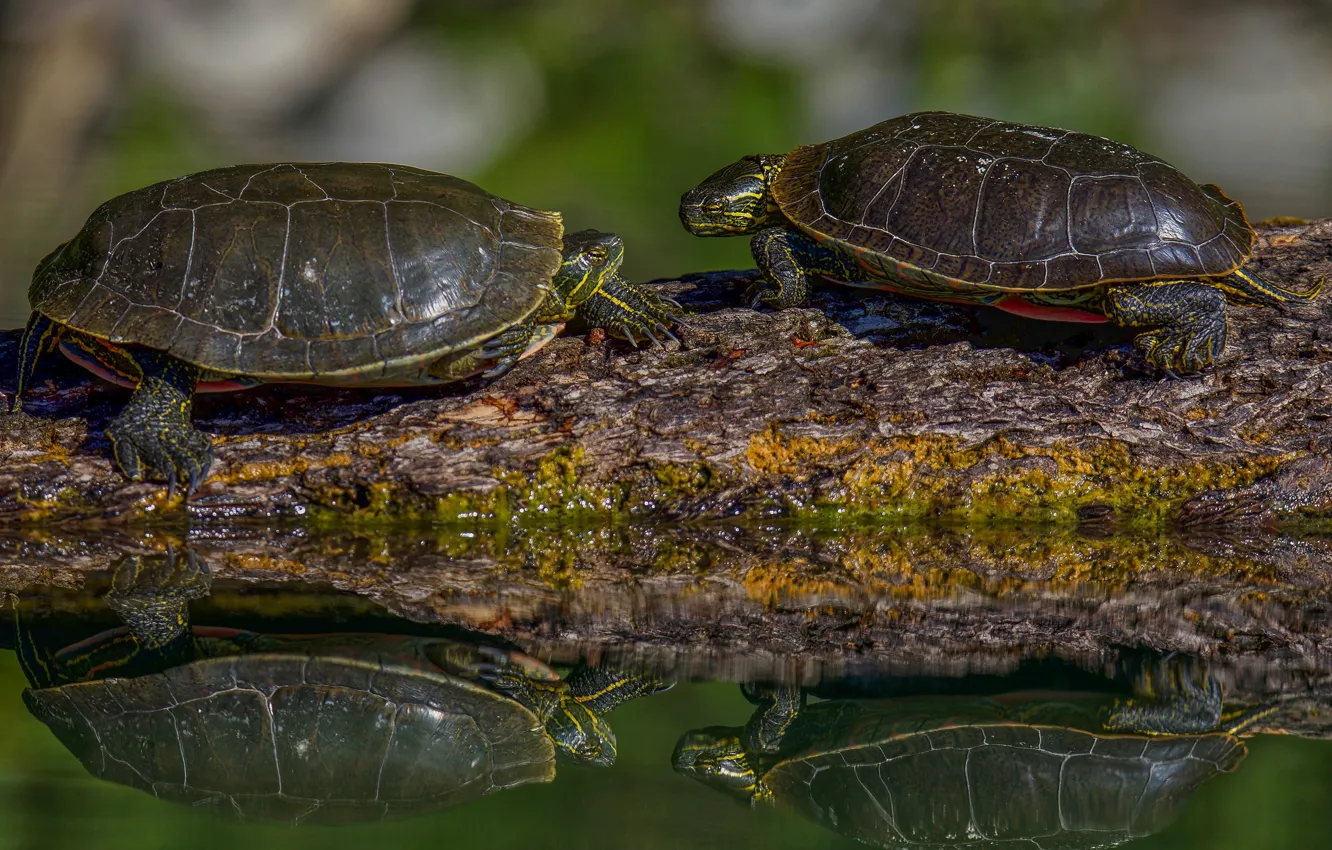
[579,274,680,348]
[1103,281,1229,374]
[97,340,213,495]
[12,312,57,412]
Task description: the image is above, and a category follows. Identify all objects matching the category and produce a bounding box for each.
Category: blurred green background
[1,646,1331,850]
[3,0,1332,326]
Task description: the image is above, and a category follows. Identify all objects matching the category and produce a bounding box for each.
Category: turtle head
[672,726,763,805]
[554,229,625,307]
[679,154,787,236]
[491,669,618,766]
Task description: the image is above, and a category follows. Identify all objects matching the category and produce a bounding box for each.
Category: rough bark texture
[0,220,1329,527]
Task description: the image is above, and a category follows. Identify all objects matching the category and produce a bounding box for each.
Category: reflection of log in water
[11,570,1326,842]
[5,530,1332,727]
[1,221,1329,526]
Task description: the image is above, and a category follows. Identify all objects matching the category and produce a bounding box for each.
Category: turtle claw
[481,359,519,380]
[1134,324,1222,375]
[479,324,537,379]
[106,414,214,497]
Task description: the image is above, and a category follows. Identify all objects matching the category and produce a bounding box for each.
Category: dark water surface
[2,544,1331,850]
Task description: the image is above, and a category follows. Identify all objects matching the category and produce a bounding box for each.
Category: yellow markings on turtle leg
[594,290,653,322]
[574,678,632,705]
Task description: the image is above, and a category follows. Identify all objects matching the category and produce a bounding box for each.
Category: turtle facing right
[17,622,670,822]
[15,162,678,493]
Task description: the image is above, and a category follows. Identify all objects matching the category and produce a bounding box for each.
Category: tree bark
[0,220,1330,527]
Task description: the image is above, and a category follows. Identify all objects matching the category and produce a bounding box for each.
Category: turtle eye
[587,246,608,262]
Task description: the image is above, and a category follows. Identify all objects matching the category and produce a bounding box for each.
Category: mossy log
[0,220,1330,527]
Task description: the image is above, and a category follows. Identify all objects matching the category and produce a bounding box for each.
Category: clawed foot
[106,412,213,497]
[1134,321,1225,374]
[480,324,538,380]
[743,279,803,310]
[583,279,684,349]
[614,303,683,349]
[1105,282,1227,376]
[106,546,211,649]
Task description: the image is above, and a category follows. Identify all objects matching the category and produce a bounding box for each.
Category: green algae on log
[1,220,1330,527]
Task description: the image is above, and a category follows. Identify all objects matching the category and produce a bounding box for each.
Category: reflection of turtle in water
[674,681,1257,850]
[13,572,669,822]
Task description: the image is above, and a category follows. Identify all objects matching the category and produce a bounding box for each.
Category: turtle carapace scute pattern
[679,111,1323,375]
[14,162,678,494]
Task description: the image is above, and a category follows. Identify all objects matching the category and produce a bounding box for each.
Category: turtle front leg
[749,227,862,309]
[565,663,673,714]
[106,546,211,655]
[579,274,680,347]
[485,665,618,765]
[478,321,540,379]
[1103,656,1282,736]
[1103,281,1228,374]
[104,347,213,495]
[740,683,805,755]
[1102,664,1224,735]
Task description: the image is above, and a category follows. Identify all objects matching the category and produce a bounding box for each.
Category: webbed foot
[479,323,539,379]
[749,227,814,309]
[107,409,213,497]
[105,349,211,495]
[740,683,804,754]
[1104,282,1228,374]
[580,275,681,348]
[106,546,211,651]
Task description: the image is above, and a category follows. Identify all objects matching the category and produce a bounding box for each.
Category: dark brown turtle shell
[772,111,1254,291]
[24,649,557,823]
[765,700,1246,850]
[28,163,564,381]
